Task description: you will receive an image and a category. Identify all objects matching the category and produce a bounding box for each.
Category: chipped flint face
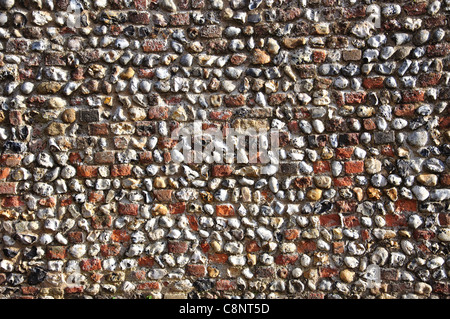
[170,121,280,165]
[66,0,84,28]
[366,4,381,29]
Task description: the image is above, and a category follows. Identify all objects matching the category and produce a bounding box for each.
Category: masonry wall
[0,0,449,299]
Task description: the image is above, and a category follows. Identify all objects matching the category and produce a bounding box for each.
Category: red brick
[139,151,153,164]
[1,196,24,208]
[88,191,105,204]
[39,197,56,207]
[216,204,235,217]
[21,286,40,295]
[69,152,82,164]
[209,110,233,121]
[401,90,425,103]
[60,195,73,206]
[275,254,298,265]
[168,241,189,254]
[200,241,210,253]
[306,292,325,299]
[9,110,23,126]
[384,214,408,227]
[89,123,109,136]
[208,253,228,264]
[439,117,450,130]
[287,120,300,133]
[142,39,168,52]
[111,164,132,177]
[255,267,275,278]
[153,189,173,202]
[345,92,366,104]
[313,161,330,174]
[344,5,366,19]
[427,43,450,58]
[320,214,341,227]
[381,269,400,281]
[246,241,260,253]
[319,267,339,278]
[335,200,356,213]
[186,264,206,277]
[138,68,155,79]
[216,280,236,291]
[230,54,247,65]
[169,12,190,26]
[362,77,384,89]
[94,151,115,164]
[224,95,246,107]
[413,230,435,241]
[344,161,364,174]
[0,182,17,195]
[0,167,10,180]
[332,241,344,254]
[403,2,427,15]
[192,0,205,8]
[439,213,450,226]
[138,256,155,267]
[137,282,160,290]
[128,11,151,24]
[68,231,83,243]
[46,246,67,260]
[77,165,98,178]
[395,199,417,213]
[434,283,450,295]
[297,240,317,253]
[111,229,130,242]
[0,154,22,167]
[132,270,147,281]
[284,229,300,241]
[186,215,199,231]
[212,165,233,177]
[380,145,395,157]
[334,177,353,187]
[91,215,113,229]
[292,176,312,189]
[313,50,327,63]
[417,72,442,87]
[65,286,84,294]
[343,215,360,228]
[134,0,147,10]
[100,244,121,257]
[170,202,186,214]
[80,258,102,271]
[90,272,103,282]
[118,203,139,216]
[361,229,371,241]
[394,104,416,117]
[363,118,377,130]
[335,147,354,159]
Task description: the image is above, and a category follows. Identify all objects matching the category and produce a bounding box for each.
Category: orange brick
[216,204,235,217]
[77,165,98,178]
[111,164,132,177]
[344,161,364,174]
[0,167,10,179]
[111,229,130,242]
[209,253,228,264]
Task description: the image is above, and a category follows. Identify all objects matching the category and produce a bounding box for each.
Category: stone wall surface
[0,0,449,299]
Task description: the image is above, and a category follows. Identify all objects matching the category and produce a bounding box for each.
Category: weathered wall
[0,0,449,299]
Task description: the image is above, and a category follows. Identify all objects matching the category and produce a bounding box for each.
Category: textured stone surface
[0,0,448,301]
